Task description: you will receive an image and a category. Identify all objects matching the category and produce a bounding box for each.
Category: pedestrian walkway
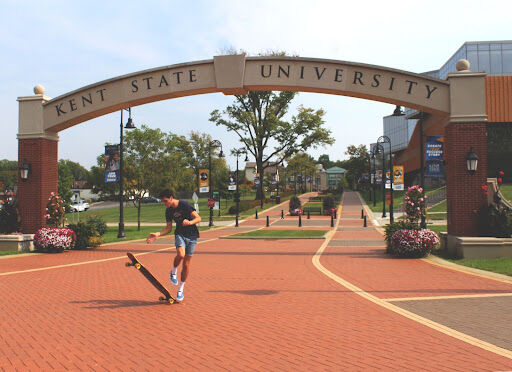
[0,191,511,370]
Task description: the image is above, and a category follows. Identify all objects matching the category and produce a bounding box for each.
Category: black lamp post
[466,147,479,175]
[368,151,373,202]
[371,150,377,207]
[118,108,136,238]
[233,148,248,227]
[375,143,385,217]
[419,111,426,228]
[208,139,223,227]
[378,135,393,223]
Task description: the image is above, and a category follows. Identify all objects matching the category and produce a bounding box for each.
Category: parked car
[70,201,89,212]
[141,196,161,203]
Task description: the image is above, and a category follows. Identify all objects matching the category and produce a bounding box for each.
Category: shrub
[390,229,439,258]
[480,200,512,238]
[403,185,427,226]
[0,199,21,234]
[384,221,420,253]
[289,196,302,215]
[45,193,66,228]
[323,196,335,211]
[34,228,76,252]
[67,215,107,249]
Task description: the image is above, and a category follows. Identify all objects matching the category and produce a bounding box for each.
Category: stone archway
[17,55,487,244]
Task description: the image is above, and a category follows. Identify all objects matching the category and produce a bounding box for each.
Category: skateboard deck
[125,252,177,304]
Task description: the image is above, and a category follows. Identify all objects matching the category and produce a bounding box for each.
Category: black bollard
[266,215,269,227]
[361,209,364,219]
[255,209,258,219]
[364,215,367,227]
[299,214,302,227]
[235,214,239,227]
[307,210,310,219]
[331,215,334,227]
[281,210,284,219]
[334,210,337,220]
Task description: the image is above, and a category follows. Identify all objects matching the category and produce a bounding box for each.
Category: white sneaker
[177,290,184,301]
[170,272,178,285]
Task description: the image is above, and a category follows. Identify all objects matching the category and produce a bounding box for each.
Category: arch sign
[17,55,487,250]
[42,55,449,133]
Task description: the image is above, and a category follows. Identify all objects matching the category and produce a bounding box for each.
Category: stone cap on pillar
[447,60,487,124]
[17,85,59,141]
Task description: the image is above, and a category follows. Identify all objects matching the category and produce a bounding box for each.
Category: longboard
[125,252,177,304]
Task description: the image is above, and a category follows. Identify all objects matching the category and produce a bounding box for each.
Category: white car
[71,201,89,212]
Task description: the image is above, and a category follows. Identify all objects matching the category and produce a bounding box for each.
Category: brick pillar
[445,122,487,236]
[18,138,58,233]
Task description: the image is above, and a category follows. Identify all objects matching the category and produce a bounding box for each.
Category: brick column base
[18,138,58,233]
[445,122,487,236]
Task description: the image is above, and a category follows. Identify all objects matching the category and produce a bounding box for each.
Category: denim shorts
[174,234,197,256]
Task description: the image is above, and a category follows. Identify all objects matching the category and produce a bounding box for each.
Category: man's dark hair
[159,189,175,199]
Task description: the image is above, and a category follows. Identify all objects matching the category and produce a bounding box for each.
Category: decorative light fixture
[19,159,31,181]
[392,105,404,116]
[466,147,479,175]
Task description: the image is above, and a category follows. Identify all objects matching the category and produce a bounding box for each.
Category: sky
[1,0,511,170]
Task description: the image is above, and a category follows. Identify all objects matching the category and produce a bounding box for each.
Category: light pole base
[117,223,126,238]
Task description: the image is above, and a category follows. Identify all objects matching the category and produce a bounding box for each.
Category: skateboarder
[146,189,201,301]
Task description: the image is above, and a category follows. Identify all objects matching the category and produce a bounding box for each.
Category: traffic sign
[207,199,215,208]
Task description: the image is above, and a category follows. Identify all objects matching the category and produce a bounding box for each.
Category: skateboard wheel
[135,263,141,269]
[169,299,174,304]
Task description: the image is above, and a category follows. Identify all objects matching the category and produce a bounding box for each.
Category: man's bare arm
[147,221,173,244]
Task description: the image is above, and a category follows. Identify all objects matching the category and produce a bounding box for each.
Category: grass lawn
[228,229,326,238]
[0,251,27,256]
[103,225,212,244]
[361,187,446,213]
[499,184,512,202]
[66,192,294,223]
[428,200,446,213]
[428,224,512,277]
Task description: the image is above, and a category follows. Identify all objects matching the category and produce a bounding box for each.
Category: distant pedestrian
[146,189,201,301]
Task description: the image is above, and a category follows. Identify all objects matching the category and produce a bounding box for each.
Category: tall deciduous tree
[342,144,369,189]
[286,152,317,193]
[0,160,18,191]
[210,91,334,199]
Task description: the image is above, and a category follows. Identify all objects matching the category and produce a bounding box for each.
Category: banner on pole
[105,145,120,183]
[425,136,444,178]
[228,172,236,191]
[199,169,209,193]
[393,165,404,190]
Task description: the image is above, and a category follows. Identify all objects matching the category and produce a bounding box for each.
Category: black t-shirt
[165,200,199,239]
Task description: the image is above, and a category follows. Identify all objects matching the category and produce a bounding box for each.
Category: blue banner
[425,136,444,178]
[105,145,120,183]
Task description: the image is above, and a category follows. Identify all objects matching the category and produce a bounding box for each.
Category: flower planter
[0,234,35,252]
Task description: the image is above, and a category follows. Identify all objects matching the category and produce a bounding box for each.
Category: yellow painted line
[0,238,219,277]
[383,292,512,302]
[313,192,512,360]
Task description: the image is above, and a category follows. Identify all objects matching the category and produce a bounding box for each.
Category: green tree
[317,154,334,170]
[60,159,89,181]
[0,160,18,191]
[286,153,317,194]
[210,93,334,200]
[58,160,74,205]
[342,145,369,190]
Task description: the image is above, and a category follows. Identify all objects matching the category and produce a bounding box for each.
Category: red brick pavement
[1,192,512,370]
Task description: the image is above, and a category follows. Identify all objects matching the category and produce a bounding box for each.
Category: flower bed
[34,228,76,253]
[390,229,439,258]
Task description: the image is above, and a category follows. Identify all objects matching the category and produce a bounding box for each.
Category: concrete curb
[219,236,326,240]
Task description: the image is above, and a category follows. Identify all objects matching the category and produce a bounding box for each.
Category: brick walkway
[0,191,511,370]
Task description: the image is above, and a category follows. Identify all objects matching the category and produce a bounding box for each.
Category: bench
[305,206,322,215]
[309,196,322,202]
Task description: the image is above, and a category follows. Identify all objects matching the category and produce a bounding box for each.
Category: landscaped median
[220,229,327,240]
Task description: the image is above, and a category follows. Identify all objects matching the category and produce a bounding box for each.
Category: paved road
[1,191,511,370]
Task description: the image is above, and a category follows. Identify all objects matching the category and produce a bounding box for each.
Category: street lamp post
[368,151,373,202]
[233,148,248,227]
[378,135,393,223]
[208,139,223,227]
[371,151,377,207]
[375,143,386,217]
[419,111,426,228]
[118,108,136,238]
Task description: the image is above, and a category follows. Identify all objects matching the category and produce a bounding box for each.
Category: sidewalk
[0,191,511,369]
